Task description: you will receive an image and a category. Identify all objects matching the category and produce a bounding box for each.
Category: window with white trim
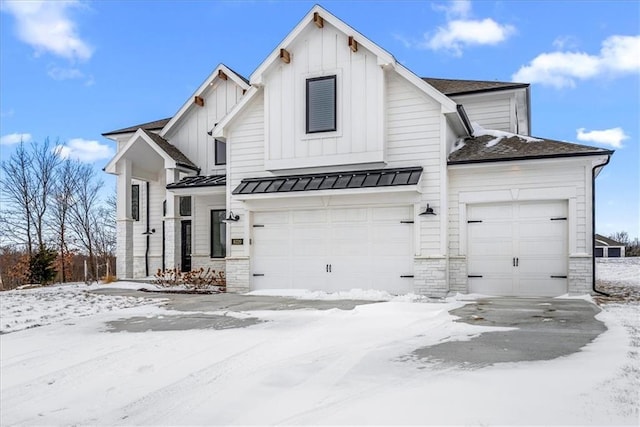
[306,75,336,134]
[215,139,226,165]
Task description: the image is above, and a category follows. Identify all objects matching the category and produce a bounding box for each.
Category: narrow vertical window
[215,139,226,165]
[210,210,226,258]
[306,75,336,133]
[131,184,140,221]
[179,196,192,216]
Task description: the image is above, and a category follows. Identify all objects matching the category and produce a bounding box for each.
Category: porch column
[116,159,133,278]
[164,169,180,271]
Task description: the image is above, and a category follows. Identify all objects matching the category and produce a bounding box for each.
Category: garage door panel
[467,201,568,297]
[252,206,414,293]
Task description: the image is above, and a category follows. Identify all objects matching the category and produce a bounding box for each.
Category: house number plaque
[231,238,244,245]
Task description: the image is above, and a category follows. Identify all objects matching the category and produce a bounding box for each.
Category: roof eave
[448,150,614,166]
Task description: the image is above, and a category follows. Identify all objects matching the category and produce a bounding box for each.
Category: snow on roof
[472,122,542,148]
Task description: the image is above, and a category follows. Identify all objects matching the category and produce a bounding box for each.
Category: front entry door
[181,220,192,272]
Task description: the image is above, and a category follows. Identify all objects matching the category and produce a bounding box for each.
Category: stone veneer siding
[568,256,593,295]
[448,256,467,294]
[225,257,250,292]
[414,257,448,297]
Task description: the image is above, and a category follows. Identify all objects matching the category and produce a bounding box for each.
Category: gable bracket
[279,48,291,64]
[348,36,358,52]
[313,12,324,28]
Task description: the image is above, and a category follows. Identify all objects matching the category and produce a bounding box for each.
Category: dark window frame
[210,209,226,258]
[179,196,192,217]
[215,139,227,165]
[131,184,140,221]
[306,75,337,134]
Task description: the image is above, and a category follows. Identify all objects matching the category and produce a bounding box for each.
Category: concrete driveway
[93,289,606,366]
[413,297,607,367]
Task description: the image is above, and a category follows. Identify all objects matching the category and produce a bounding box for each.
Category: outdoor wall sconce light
[419,204,436,216]
[141,228,156,235]
[223,211,240,222]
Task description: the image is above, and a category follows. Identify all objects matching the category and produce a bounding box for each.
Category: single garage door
[467,200,568,297]
[252,206,414,293]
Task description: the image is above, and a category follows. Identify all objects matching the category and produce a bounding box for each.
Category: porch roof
[166,174,226,189]
[232,167,422,195]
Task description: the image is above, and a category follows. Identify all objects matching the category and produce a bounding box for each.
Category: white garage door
[467,201,568,297]
[252,206,414,294]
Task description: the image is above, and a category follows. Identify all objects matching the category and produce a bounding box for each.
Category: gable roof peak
[249,4,395,86]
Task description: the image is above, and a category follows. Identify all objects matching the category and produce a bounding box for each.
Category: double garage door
[467,201,568,297]
[252,206,414,294]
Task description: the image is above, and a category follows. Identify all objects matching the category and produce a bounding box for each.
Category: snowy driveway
[1,282,638,425]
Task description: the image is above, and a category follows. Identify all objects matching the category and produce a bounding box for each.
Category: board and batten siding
[227,92,266,257]
[386,72,444,255]
[165,79,244,174]
[263,22,384,170]
[132,178,166,277]
[451,92,515,133]
[448,159,592,257]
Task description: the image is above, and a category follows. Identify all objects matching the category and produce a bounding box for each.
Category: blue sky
[1,0,638,238]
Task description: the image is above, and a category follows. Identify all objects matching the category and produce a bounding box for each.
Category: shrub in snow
[153,268,226,291]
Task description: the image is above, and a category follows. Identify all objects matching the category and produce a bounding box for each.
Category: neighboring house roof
[232,167,422,195]
[448,134,613,165]
[102,118,171,136]
[141,130,199,171]
[166,174,226,189]
[595,234,625,247]
[423,78,528,96]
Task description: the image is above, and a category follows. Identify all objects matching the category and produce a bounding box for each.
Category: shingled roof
[423,78,528,96]
[102,118,172,136]
[142,129,199,171]
[448,134,612,165]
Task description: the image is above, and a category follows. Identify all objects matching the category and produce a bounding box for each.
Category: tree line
[607,231,640,257]
[0,139,115,289]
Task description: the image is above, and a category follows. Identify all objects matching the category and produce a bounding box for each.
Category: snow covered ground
[1,259,638,425]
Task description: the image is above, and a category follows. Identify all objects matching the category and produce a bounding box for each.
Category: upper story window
[179,196,192,216]
[215,139,226,165]
[306,75,336,134]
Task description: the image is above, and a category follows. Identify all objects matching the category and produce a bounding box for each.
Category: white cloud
[1,132,32,145]
[47,66,84,80]
[513,35,640,88]
[576,127,629,148]
[56,139,114,163]
[423,18,516,56]
[1,0,93,61]
[432,0,471,19]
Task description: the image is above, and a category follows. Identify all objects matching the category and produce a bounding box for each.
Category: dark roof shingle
[142,130,199,171]
[102,118,172,136]
[423,78,528,96]
[448,134,613,165]
[233,167,422,195]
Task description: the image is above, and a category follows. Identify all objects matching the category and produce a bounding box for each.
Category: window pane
[215,140,226,165]
[131,184,140,221]
[211,210,226,258]
[307,76,336,133]
[180,196,192,216]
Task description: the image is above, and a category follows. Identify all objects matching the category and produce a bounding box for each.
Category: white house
[104,6,613,297]
[594,234,626,258]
